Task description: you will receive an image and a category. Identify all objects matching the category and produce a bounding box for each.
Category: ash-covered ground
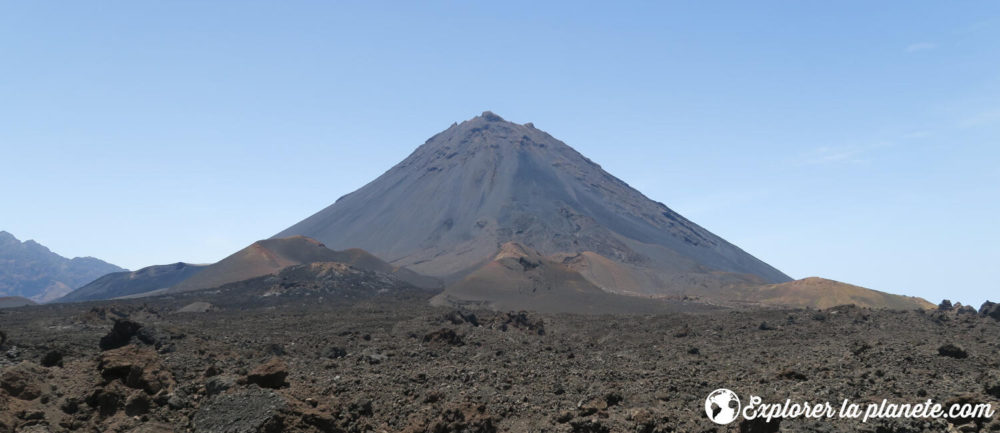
[1,291,998,433]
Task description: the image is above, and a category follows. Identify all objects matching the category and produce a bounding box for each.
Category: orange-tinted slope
[170,236,439,293]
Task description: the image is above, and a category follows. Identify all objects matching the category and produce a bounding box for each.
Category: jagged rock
[980,301,1000,321]
[957,305,978,315]
[87,383,126,417]
[246,358,288,389]
[423,328,464,346]
[40,349,63,367]
[323,346,347,359]
[938,344,968,359]
[403,403,495,433]
[778,369,808,381]
[444,310,479,327]
[60,397,80,414]
[496,312,545,335]
[205,375,236,396]
[0,362,44,400]
[938,299,953,311]
[99,319,142,351]
[985,373,1000,398]
[98,345,174,394]
[125,391,152,416]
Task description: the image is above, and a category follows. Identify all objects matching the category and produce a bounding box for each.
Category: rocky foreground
[1,294,998,433]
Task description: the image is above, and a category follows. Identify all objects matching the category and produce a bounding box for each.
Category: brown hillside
[739,277,935,310]
[170,236,439,293]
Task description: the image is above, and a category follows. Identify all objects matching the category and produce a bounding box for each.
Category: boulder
[98,345,174,394]
[99,319,142,351]
[937,344,968,359]
[246,358,289,389]
[980,301,1000,321]
[0,362,44,400]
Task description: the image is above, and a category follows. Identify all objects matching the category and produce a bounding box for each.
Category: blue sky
[1,2,997,306]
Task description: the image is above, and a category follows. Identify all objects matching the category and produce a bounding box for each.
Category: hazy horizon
[2,2,997,306]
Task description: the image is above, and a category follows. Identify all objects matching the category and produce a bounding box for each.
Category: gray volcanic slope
[276,112,790,296]
[57,262,208,303]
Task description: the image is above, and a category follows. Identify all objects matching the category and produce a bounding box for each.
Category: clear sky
[1,2,997,306]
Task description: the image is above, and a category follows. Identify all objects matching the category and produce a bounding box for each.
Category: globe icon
[705,388,740,425]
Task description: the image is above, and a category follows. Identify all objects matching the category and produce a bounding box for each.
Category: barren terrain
[1,289,998,433]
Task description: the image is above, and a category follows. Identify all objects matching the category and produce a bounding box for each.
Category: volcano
[275,112,791,303]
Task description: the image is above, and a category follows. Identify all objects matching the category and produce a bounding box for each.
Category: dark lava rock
[206,375,236,396]
[87,386,125,417]
[957,305,977,315]
[938,343,968,359]
[324,346,347,359]
[246,357,289,389]
[985,374,1000,398]
[167,392,189,410]
[135,325,179,353]
[60,397,80,414]
[569,419,609,433]
[192,387,286,433]
[424,328,464,346]
[410,403,496,433]
[40,349,64,367]
[498,311,545,335]
[741,417,781,433]
[444,310,480,327]
[0,329,6,347]
[99,319,142,351]
[778,369,808,381]
[264,343,286,356]
[125,392,152,416]
[981,301,1000,320]
[758,321,776,331]
[938,299,953,311]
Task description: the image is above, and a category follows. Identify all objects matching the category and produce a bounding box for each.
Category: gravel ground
[1,292,998,433]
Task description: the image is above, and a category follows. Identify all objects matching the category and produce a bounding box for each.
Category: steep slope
[736,277,935,310]
[57,262,208,303]
[431,242,713,314]
[169,236,439,293]
[0,231,124,302]
[276,112,790,300]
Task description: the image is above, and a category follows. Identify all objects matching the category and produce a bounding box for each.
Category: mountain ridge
[0,230,124,302]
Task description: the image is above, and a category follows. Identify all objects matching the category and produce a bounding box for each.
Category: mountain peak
[277,114,791,300]
[479,111,505,122]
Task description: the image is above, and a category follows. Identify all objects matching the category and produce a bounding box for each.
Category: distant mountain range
[0,231,124,302]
